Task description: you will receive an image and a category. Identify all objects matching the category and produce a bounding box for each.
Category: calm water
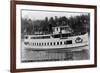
[21,41,90,62]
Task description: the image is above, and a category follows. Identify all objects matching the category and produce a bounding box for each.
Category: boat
[23,25,89,50]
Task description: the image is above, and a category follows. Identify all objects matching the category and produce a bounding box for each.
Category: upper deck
[23,25,86,40]
[24,32,87,40]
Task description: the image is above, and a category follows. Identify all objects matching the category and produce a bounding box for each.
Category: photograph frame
[10,0,97,73]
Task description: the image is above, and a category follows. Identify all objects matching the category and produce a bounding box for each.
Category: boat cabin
[52,25,73,34]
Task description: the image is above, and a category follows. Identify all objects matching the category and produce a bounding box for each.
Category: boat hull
[23,33,89,51]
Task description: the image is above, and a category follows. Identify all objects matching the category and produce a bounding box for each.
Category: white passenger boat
[23,25,89,50]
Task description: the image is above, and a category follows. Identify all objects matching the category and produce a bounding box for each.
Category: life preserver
[75,37,83,43]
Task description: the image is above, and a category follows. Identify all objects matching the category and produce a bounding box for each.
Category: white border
[16,4,95,69]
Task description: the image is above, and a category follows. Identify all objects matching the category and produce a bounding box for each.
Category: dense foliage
[21,14,90,35]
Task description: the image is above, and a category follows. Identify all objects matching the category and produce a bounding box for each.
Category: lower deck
[23,33,89,50]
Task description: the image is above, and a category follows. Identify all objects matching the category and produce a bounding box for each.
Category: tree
[21,14,90,35]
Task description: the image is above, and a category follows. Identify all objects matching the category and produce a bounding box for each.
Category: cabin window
[33,43,34,45]
[56,28,58,31]
[25,36,28,39]
[50,42,52,45]
[42,36,50,39]
[54,42,55,45]
[31,36,50,39]
[47,42,49,45]
[37,43,38,46]
[62,34,68,37]
[64,40,72,44]
[64,41,66,44]
[67,40,72,44]
[57,42,59,45]
[45,43,46,46]
[42,43,43,46]
[24,42,29,45]
[31,37,35,39]
[60,41,62,45]
[53,34,60,38]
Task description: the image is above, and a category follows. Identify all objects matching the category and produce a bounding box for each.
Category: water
[21,41,89,62]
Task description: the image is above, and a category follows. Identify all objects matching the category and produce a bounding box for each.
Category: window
[37,43,38,46]
[60,41,62,45]
[31,36,50,39]
[62,34,68,37]
[64,40,72,44]
[56,28,58,31]
[24,42,29,45]
[67,40,72,44]
[47,42,49,45]
[33,43,34,45]
[45,43,46,46]
[52,34,60,38]
[42,36,50,39]
[64,41,66,44]
[42,43,43,45]
[50,42,52,45]
[57,42,59,45]
[54,42,55,45]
